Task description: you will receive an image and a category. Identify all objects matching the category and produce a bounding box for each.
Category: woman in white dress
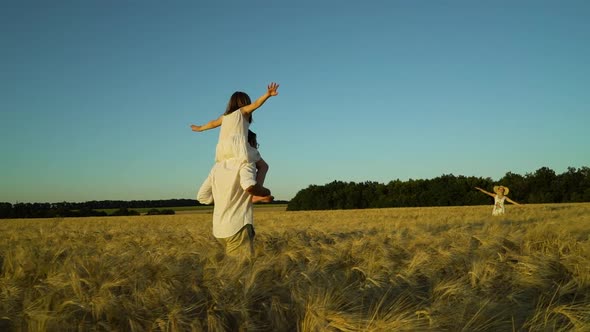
[475,186,521,216]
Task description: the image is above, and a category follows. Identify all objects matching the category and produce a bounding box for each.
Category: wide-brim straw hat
[493,185,509,195]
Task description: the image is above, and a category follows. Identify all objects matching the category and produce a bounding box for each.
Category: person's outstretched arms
[240,82,279,116]
[505,197,521,205]
[191,116,222,132]
[475,187,495,198]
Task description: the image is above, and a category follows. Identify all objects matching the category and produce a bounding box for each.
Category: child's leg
[252,158,272,203]
[255,158,269,186]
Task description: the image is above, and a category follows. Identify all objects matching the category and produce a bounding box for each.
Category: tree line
[0,198,289,219]
[3,167,587,217]
[287,166,590,211]
[0,199,196,219]
[0,204,178,219]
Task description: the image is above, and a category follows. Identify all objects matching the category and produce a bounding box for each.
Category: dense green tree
[287,166,590,211]
[0,203,13,218]
[1,199,202,219]
[526,167,558,203]
[110,208,140,216]
[3,167,590,217]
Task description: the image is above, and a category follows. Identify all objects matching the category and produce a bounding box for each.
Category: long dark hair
[247,129,257,148]
[224,91,252,123]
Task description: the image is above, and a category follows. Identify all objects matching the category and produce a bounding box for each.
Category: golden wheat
[0,203,589,331]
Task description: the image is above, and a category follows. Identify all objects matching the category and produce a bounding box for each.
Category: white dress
[492,195,506,216]
[215,110,260,163]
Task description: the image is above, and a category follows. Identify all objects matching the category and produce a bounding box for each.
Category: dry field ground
[1,203,589,331]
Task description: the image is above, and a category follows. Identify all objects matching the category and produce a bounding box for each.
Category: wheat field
[1,203,589,331]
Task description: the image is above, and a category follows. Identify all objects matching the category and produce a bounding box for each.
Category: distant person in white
[197,155,272,258]
[475,186,521,216]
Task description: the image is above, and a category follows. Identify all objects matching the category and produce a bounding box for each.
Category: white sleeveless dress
[492,195,506,216]
[215,110,260,163]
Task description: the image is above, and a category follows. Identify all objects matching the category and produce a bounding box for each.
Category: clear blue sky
[2,1,589,203]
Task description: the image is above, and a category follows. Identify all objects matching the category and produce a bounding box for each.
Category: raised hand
[190,124,202,132]
[267,82,279,96]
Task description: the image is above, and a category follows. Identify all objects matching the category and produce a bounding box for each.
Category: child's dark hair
[247,129,257,147]
[225,91,252,123]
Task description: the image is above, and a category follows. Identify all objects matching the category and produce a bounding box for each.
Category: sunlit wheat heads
[1,203,589,331]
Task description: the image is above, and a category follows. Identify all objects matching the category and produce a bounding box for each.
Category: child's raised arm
[191,116,222,132]
[240,82,279,116]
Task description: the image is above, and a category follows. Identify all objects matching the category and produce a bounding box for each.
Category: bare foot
[252,195,274,203]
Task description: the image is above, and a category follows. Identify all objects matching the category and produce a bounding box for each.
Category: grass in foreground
[0,203,589,331]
